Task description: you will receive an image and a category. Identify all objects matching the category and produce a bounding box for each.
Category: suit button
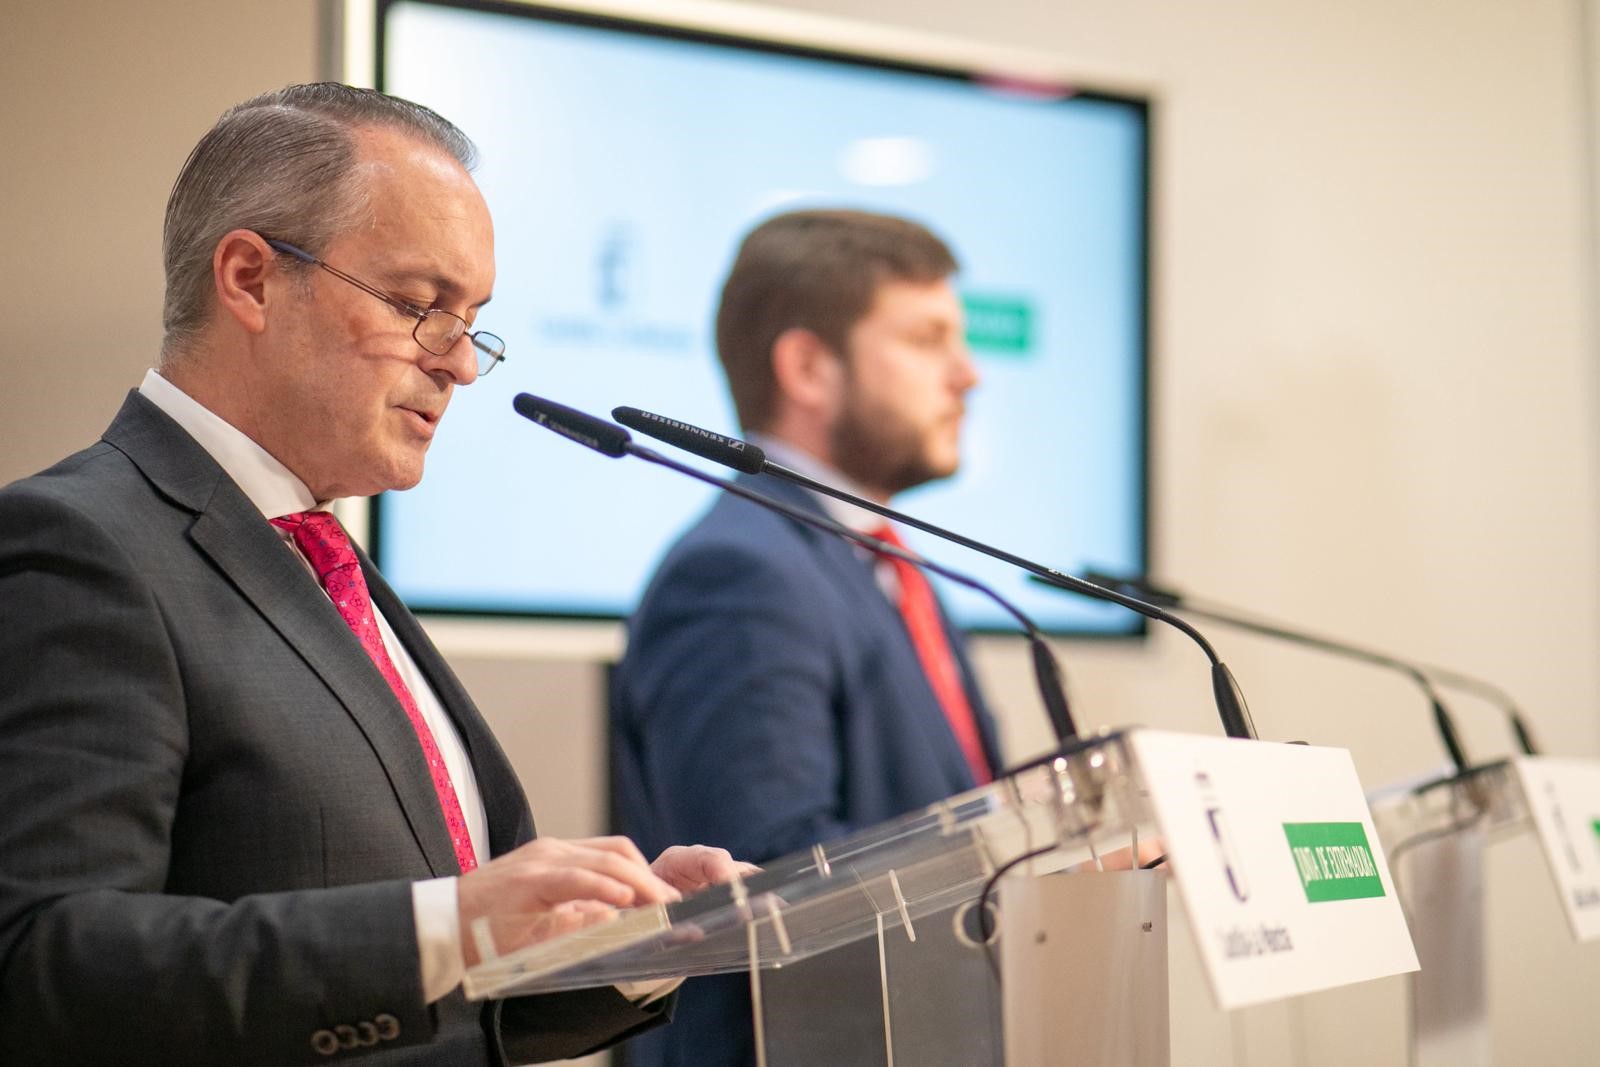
[311,1029,339,1056]
[374,1013,401,1041]
[356,1021,379,1047]
[335,1024,359,1049]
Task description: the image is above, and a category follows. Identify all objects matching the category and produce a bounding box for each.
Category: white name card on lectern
[1511,756,1600,941]
[1127,730,1419,1009]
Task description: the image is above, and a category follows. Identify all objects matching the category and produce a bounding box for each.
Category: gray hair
[159,82,477,361]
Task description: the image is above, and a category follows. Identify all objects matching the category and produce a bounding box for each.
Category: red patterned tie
[870,524,992,785]
[272,511,478,872]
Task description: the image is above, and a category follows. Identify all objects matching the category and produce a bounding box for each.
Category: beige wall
[0,1,329,478]
[4,0,1600,1063]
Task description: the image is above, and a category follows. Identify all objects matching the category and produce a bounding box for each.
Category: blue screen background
[378,1,1147,634]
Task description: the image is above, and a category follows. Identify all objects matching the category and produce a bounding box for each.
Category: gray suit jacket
[0,392,665,1065]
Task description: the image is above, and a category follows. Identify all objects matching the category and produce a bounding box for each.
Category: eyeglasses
[264,238,505,377]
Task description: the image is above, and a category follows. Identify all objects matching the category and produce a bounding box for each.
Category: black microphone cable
[1069,570,1529,774]
[513,393,1079,749]
[610,405,1258,742]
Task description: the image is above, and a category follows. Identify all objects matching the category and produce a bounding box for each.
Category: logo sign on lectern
[1511,757,1600,941]
[1128,730,1419,1009]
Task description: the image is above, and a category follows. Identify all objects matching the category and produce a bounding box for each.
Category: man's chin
[386,465,426,494]
[345,456,426,499]
[919,451,963,486]
[837,438,961,498]
[885,461,959,498]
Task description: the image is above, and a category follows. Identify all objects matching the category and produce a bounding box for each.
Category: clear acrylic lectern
[1371,759,1528,1067]
[464,731,1167,1067]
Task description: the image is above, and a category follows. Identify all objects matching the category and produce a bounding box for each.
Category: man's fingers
[568,834,652,869]
[458,835,694,961]
[513,864,639,909]
[498,836,679,903]
[554,898,622,916]
[560,843,680,903]
[652,845,761,892]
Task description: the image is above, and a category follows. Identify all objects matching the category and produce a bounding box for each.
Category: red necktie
[272,511,478,873]
[870,524,992,785]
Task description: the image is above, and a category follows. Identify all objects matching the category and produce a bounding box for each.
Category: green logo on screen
[962,295,1035,356]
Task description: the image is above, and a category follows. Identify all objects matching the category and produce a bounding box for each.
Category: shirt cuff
[413,876,465,1004]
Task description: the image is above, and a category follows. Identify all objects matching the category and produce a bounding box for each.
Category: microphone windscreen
[514,393,631,458]
[612,407,766,475]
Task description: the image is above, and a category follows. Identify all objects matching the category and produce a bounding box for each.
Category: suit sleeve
[0,485,436,1065]
[621,537,856,864]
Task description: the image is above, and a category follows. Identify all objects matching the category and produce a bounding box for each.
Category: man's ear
[212,229,279,336]
[770,326,845,418]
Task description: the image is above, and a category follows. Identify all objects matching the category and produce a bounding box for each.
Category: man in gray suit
[0,84,741,1065]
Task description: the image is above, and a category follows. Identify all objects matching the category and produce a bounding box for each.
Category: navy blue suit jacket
[612,473,1001,1067]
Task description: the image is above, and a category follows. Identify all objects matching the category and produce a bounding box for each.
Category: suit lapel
[737,474,983,790]
[364,560,533,856]
[105,393,459,877]
[941,610,1004,774]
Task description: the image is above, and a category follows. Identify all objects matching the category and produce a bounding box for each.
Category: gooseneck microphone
[610,405,1258,742]
[1077,570,1523,771]
[1417,669,1538,757]
[512,394,1079,748]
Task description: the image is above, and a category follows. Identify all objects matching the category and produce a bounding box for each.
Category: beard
[828,379,960,499]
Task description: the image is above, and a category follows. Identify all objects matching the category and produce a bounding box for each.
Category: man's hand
[650,844,760,895]
[457,836,680,966]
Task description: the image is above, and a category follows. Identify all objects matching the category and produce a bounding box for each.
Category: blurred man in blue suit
[613,208,1001,1067]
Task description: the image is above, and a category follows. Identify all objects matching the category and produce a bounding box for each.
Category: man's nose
[951,342,980,393]
[428,329,481,387]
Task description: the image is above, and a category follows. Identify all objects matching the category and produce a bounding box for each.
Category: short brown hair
[715,209,958,431]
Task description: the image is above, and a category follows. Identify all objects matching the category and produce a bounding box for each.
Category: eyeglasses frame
[262,237,505,376]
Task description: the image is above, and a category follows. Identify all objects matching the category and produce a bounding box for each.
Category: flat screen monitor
[374,0,1150,635]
